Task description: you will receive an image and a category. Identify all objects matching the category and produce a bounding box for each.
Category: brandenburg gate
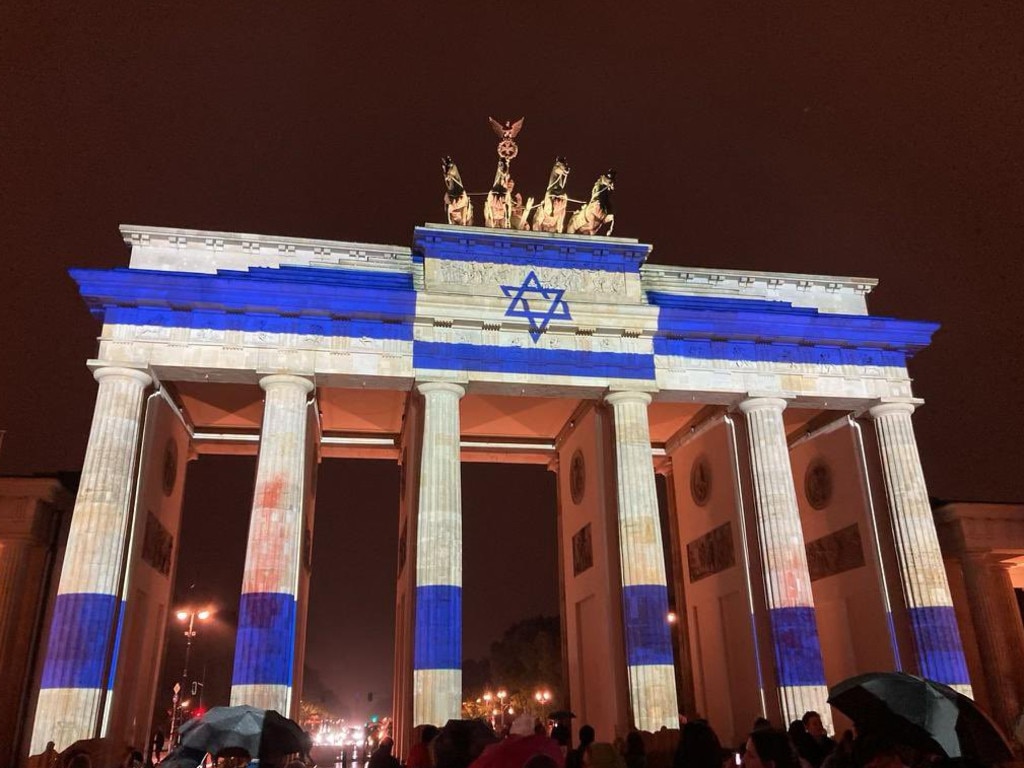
[28,220,971,754]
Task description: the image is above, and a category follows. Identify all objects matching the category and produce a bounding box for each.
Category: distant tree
[489,615,562,706]
[463,656,492,694]
[302,664,340,717]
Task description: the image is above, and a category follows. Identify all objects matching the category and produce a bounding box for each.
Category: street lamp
[168,608,211,749]
[482,692,493,727]
[534,689,552,719]
[496,689,508,730]
[177,608,211,686]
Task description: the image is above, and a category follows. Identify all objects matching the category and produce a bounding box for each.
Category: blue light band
[768,606,827,687]
[907,605,970,686]
[40,593,119,689]
[414,585,462,670]
[71,266,416,323]
[622,585,675,666]
[231,592,297,687]
[414,227,649,273]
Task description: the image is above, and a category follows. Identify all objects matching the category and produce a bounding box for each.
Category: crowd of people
[384,709,960,768]
[29,706,988,768]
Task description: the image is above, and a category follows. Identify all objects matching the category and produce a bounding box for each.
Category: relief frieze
[806,523,865,582]
[687,522,736,582]
[430,261,625,299]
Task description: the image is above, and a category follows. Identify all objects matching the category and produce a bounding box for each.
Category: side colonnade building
[26,222,979,755]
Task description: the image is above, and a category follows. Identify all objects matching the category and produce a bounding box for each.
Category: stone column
[738,397,830,728]
[31,366,151,753]
[960,553,1024,733]
[0,540,30,673]
[230,374,314,713]
[868,402,972,695]
[606,391,679,731]
[412,382,464,727]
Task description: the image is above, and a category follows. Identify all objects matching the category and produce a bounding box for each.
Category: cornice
[120,224,414,275]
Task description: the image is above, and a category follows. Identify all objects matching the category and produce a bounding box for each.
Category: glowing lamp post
[534,689,552,719]
[496,689,508,730]
[177,608,211,686]
[168,608,211,747]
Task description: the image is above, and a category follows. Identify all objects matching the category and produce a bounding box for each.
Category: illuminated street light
[497,690,508,730]
[168,607,212,749]
[534,688,552,719]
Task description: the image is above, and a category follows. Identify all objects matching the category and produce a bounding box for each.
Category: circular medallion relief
[690,455,712,506]
[805,457,833,510]
[570,450,586,505]
[161,439,178,497]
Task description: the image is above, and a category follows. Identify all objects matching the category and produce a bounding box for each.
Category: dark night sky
[2,2,1023,723]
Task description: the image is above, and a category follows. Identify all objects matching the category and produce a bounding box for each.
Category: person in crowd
[795,712,835,768]
[851,733,918,768]
[787,723,806,746]
[624,731,646,768]
[433,719,498,768]
[368,737,402,768]
[567,726,596,768]
[551,723,572,753]
[588,743,626,768]
[819,730,854,768]
[673,720,723,768]
[752,719,772,733]
[741,729,801,768]
[407,725,440,768]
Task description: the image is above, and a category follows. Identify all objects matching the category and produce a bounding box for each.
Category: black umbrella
[172,704,307,762]
[827,672,1013,764]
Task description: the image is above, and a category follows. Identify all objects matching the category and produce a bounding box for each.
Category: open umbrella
[434,719,499,768]
[547,711,576,722]
[469,734,565,768]
[827,671,1014,764]
[174,704,307,762]
[157,745,207,768]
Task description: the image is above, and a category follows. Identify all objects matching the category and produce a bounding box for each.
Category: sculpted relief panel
[427,260,626,300]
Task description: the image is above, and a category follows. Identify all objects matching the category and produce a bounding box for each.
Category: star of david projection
[501,270,572,342]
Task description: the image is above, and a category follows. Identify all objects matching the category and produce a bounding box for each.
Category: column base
[412,669,461,727]
[627,664,678,731]
[779,684,833,733]
[31,688,104,753]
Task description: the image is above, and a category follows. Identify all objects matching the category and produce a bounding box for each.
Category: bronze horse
[442,156,474,227]
[531,157,571,233]
[484,158,513,229]
[567,170,615,236]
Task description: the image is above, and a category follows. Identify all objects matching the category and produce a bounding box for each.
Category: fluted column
[31,366,151,753]
[606,391,679,731]
[739,397,830,728]
[961,553,1024,733]
[412,382,464,727]
[869,402,972,695]
[230,374,314,713]
[0,541,30,670]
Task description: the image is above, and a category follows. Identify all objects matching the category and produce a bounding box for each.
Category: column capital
[738,396,788,414]
[92,366,152,387]
[605,390,652,407]
[417,381,465,398]
[868,403,917,421]
[258,373,314,393]
[867,398,924,419]
[963,550,1018,571]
